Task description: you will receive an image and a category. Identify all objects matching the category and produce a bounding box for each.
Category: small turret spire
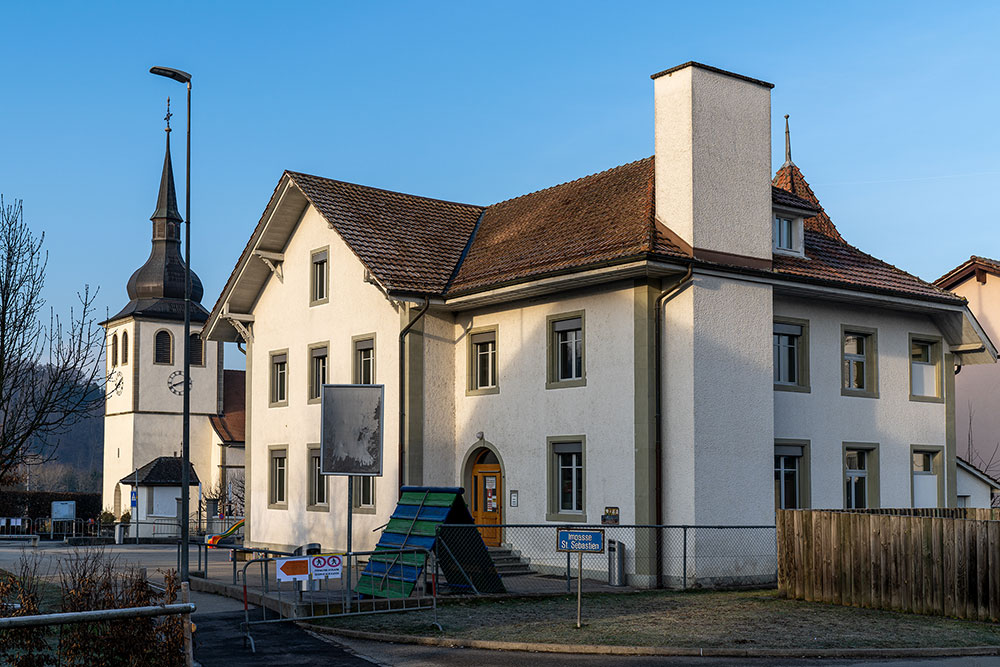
[783,114,793,167]
[151,99,182,227]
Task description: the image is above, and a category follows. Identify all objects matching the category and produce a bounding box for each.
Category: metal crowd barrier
[238,547,439,653]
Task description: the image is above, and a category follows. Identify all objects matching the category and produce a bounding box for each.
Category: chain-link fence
[435,524,776,594]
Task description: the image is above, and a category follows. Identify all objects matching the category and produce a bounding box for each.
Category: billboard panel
[320,384,384,476]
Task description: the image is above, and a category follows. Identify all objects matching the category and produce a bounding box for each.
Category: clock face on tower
[167,370,192,396]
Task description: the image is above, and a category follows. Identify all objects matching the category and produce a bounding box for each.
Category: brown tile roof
[222,158,961,311]
[771,163,961,303]
[288,172,484,294]
[448,158,686,295]
[934,256,1000,291]
[210,370,245,444]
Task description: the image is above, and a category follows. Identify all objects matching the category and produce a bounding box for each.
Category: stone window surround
[307,340,330,405]
[842,442,880,509]
[774,439,811,509]
[269,348,289,408]
[546,310,587,390]
[306,444,328,512]
[773,316,810,393]
[546,435,587,522]
[908,333,944,404]
[310,245,330,307]
[268,444,288,510]
[840,324,879,399]
[466,324,500,396]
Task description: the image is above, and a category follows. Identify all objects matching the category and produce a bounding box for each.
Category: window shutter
[312,346,328,358]
[272,353,287,365]
[552,442,582,454]
[189,334,204,366]
[774,323,802,336]
[553,317,582,333]
[775,444,804,457]
[312,250,328,263]
[354,339,374,351]
[470,331,496,345]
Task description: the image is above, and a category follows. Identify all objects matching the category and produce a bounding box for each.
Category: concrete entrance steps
[487,546,534,577]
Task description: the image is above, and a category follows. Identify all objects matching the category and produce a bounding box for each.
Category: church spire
[150,98,183,231]
[783,114,794,167]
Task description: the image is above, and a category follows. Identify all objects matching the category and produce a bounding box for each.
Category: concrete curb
[301,624,1000,659]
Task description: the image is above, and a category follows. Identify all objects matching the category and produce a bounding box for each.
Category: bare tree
[964,405,1000,508]
[202,471,245,517]
[0,197,108,486]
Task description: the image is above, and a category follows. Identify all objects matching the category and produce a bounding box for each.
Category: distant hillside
[28,383,104,493]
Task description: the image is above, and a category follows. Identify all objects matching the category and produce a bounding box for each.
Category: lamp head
[150,66,192,84]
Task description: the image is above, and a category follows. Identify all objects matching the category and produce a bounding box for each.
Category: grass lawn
[317,589,1000,649]
[0,568,63,613]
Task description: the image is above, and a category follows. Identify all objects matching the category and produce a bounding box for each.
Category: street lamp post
[150,65,193,581]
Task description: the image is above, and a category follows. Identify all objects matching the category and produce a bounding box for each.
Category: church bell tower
[101,104,222,517]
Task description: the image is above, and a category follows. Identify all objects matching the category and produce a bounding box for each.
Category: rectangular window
[468,329,498,394]
[911,446,943,508]
[308,450,326,508]
[773,320,809,391]
[547,313,585,389]
[269,448,287,507]
[311,248,328,304]
[547,438,585,520]
[353,338,374,384]
[353,477,375,510]
[845,449,867,509]
[773,216,794,251]
[270,352,287,406]
[842,327,878,397]
[309,345,327,402]
[774,455,799,510]
[910,336,942,401]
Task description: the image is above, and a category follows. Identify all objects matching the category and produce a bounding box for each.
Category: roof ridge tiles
[285,170,485,211]
[484,156,655,209]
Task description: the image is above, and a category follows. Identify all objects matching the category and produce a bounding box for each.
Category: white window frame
[353,336,375,385]
[772,212,805,256]
[353,476,376,513]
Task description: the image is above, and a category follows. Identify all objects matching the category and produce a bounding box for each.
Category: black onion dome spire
[106,104,207,324]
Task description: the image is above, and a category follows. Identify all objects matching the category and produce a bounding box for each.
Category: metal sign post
[557,528,605,629]
[320,384,385,618]
[346,475,353,614]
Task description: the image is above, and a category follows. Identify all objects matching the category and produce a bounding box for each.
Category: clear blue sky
[2,2,998,357]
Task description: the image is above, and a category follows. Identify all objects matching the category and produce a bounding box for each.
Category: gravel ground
[318,588,1000,649]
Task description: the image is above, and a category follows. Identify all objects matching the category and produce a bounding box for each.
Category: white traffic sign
[310,554,343,579]
[275,557,310,582]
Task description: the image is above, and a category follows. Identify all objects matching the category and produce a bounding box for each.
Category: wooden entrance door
[471,451,502,547]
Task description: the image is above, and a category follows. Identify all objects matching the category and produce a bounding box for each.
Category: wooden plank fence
[777,508,1000,621]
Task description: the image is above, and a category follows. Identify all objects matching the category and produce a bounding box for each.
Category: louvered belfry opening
[189,333,203,366]
[155,330,172,364]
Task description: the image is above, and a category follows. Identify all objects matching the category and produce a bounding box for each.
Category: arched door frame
[462,438,506,546]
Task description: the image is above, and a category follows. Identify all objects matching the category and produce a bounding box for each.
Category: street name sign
[557,529,605,553]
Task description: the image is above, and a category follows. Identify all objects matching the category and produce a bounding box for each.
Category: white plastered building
[204,62,995,584]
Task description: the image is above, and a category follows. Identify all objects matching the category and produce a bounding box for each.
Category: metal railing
[238,547,438,653]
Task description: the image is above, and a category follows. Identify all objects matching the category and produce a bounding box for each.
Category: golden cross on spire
[164,97,173,133]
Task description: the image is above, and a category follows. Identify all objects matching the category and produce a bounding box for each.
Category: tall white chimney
[652,62,773,262]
